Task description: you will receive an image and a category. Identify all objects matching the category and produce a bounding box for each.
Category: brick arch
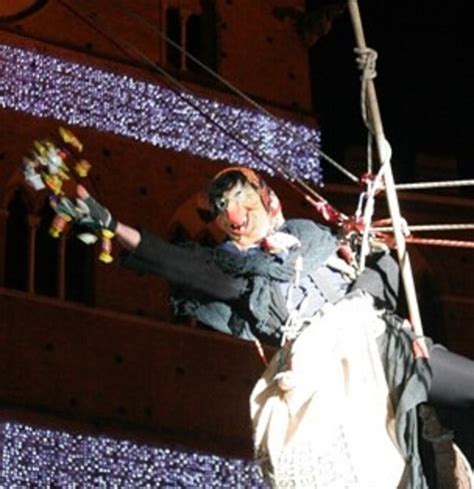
[1,171,95,303]
[1,169,48,215]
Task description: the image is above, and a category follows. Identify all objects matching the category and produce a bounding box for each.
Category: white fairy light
[0,43,323,183]
[0,422,266,487]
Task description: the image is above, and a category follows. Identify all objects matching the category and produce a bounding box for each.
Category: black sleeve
[350,251,400,310]
[120,229,248,301]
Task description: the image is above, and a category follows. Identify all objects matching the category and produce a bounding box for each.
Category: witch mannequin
[74,167,474,488]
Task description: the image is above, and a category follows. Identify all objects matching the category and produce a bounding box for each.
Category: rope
[367,132,374,174]
[281,256,305,345]
[56,0,474,261]
[352,44,396,271]
[395,179,474,191]
[56,1,316,199]
[111,0,360,184]
[406,237,474,249]
[355,47,378,131]
[373,223,474,233]
[348,0,424,337]
[357,162,387,270]
[55,0,353,219]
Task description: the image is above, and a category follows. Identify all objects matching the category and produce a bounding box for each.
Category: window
[2,187,93,304]
[166,7,181,69]
[65,229,95,304]
[164,2,217,74]
[4,189,28,291]
[34,203,59,297]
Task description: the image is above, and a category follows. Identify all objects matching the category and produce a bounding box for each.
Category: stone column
[27,214,40,293]
[57,234,67,300]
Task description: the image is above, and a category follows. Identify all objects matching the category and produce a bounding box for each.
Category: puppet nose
[225,205,246,226]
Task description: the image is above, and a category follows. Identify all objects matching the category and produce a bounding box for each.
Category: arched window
[186,14,202,73]
[187,1,217,74]
[164,3,217,74]
[65,229,95,305]
[4,189,28,291]
[166,7,182,69]
[34,203,59,297]
[3,187,94,305]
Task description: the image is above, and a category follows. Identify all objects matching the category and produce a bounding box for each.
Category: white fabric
[250,293,406,488]
[263,232,301,255]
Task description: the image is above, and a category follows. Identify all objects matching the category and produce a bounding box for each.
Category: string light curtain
[0,44,323,183]
[0,422,267,487]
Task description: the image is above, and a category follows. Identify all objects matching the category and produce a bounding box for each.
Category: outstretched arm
[121,229,247,301]
[75,185,247,300]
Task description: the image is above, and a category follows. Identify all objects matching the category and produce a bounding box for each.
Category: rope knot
[354,47,378,80]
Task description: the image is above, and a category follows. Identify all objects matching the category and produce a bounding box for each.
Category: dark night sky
[308,1,471,183]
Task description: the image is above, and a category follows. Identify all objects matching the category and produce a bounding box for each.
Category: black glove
[75,187,117,232]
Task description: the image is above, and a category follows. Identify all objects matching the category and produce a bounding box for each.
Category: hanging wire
[405,237,474,249]
[54,0,471,246]
[50,0,474,281]
[56,0,345,211]
[352,43,401,272]
[395,179,474,191]
[111,0,360,185]
[372,223,474,233]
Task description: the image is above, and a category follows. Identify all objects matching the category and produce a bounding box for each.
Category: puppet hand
[75,185,117,232]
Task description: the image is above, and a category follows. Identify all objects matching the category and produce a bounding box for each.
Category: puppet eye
[215,198,227,212]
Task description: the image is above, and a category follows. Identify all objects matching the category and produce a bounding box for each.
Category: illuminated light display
[0,422,267,487]
[0,44,323,183]
[0,43,319,485]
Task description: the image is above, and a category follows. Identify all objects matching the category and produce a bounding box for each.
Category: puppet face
[214,180,271,249]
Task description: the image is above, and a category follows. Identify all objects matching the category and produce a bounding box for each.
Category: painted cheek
[254,210,270,233]
[215,212,239,233]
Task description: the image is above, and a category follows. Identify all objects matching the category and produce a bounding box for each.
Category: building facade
[0,0,472,470]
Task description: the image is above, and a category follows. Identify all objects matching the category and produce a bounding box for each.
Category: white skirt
[250,292,406,488]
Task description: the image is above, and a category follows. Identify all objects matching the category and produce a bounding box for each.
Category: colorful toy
[22,126,114,263]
